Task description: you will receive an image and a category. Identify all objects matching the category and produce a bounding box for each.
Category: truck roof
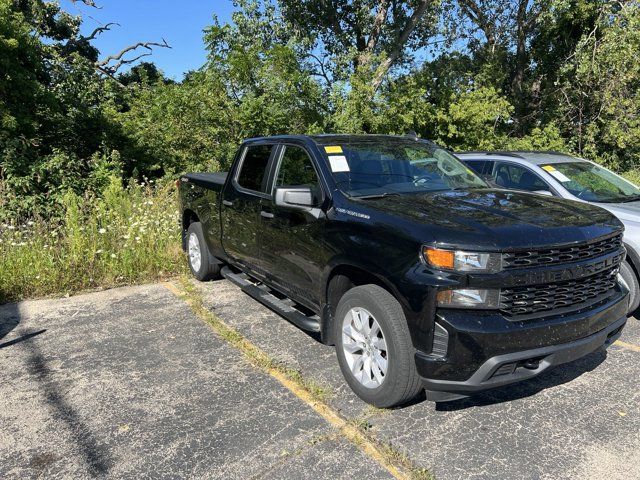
[243,133,435,146]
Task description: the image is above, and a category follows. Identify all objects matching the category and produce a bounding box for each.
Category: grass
[0,177,186,304]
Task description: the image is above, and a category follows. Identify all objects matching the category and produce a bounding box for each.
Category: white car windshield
[542,162,640,203]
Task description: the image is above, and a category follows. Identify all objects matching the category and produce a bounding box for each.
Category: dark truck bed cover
[183,172,228,190]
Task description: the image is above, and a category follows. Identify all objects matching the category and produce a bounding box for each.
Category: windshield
[320,138,487,197]
[542,162,640,203]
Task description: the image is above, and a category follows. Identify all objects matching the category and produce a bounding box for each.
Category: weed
[0,177,186,304]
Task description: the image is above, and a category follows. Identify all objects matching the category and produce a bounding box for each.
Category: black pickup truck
[178,134,629,407]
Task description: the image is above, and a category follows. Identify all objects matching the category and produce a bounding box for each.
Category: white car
[458,151,640,314]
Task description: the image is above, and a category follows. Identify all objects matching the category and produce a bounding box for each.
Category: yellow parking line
[614,340,640,353]
[162,280,422,480]
[162,281,182,297]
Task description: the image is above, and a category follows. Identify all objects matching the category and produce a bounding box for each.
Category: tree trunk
[512,0,529,132]
[371,0,433,91]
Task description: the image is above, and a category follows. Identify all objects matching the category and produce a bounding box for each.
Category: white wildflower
[98,228,107,234]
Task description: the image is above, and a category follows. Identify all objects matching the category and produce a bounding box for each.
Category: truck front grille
[502,234,623,270]
[500,267,619,318]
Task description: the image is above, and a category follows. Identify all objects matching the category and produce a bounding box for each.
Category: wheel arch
[624,242,640,278]
[181,209,200,250]
[320,262,405,345]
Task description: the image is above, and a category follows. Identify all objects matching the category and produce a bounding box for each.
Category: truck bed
[183,172,228,190]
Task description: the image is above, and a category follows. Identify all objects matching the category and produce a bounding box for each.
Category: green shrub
[0,177,186,304]
[623,170,640,186]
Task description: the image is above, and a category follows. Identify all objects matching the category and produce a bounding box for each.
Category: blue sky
[60,0,236,80]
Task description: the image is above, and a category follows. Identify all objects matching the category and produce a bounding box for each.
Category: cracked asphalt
[1,280,639,479]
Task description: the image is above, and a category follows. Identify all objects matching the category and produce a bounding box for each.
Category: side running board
[221,266,320,333]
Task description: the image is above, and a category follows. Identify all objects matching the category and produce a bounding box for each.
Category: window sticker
[324,145,343,154]
[548,170,571,183]
[328,155,350,172]
[542,165,556,172]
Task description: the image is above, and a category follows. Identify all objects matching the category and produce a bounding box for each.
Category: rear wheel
[334,285,422,408]
[186,222,221,281]
[619,260,639,315]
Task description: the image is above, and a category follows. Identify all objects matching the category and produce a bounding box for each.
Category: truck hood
[353,189,622,250]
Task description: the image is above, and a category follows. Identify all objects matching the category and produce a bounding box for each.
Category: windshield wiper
[354,192,401,200]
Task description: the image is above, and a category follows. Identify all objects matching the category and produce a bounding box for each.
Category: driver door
[260,144,325,308]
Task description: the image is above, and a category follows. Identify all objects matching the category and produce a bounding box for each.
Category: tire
[334,284,423,408]
[186,222,221,281]
[619,260,640,315]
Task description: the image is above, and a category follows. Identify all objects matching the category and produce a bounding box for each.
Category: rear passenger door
[221,143,275,275]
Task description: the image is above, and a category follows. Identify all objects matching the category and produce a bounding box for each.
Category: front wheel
[186,222,221,281]
[334,285,423,408]
[619,260,639,315]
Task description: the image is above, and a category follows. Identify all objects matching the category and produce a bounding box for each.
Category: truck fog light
[437,288,500,309]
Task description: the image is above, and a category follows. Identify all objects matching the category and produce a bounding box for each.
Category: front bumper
[415,288,629,401]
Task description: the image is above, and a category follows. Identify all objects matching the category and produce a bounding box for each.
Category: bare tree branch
[307,52,333,87]
[96,38,171,75]
[85,22,119,41]
[70,0,101,9]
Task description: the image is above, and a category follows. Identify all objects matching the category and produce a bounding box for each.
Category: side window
[275,146,320,190]
[465,160,488,175]
[494,163,549,192]
[237,145,273,192]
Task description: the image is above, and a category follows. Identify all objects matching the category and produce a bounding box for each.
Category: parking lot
[1,279,639,479]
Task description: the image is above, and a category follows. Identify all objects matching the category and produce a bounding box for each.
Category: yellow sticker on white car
[542,165,556,172]
[324,145,343,154]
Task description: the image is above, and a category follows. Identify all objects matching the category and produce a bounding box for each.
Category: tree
[0,0,171,219]
[280,0,441,89]
[558,0,640,170]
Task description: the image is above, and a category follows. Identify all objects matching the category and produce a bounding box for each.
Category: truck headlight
[437,288,501,309]
[422,246,502,273]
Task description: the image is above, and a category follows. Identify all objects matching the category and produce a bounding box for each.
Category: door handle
[222,200,234,207]
[260,211,275,219]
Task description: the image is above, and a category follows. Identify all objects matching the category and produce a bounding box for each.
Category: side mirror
[533,190,554,196]
[274,187,315,210]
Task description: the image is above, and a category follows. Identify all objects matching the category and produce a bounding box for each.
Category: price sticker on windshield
[542,165,570,183]
[324,145,343,154]
[328,155,350,172]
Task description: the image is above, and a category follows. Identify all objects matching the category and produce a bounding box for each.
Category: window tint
[237,145,273,192]
[494,163,549,192]
[275,146,319,189]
